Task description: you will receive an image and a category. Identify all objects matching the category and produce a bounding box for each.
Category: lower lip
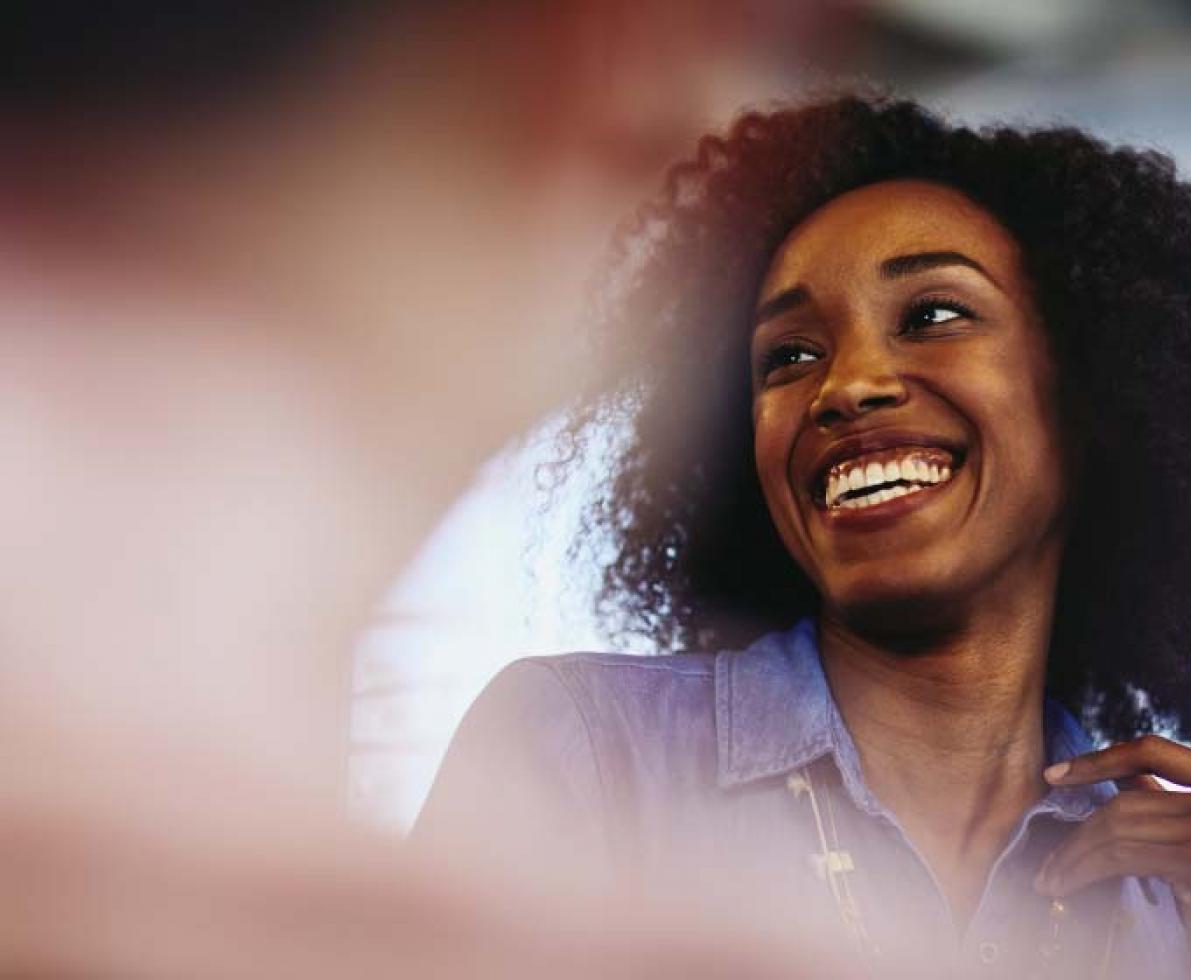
[818,475,957,531]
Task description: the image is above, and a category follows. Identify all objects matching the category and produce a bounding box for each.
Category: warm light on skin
[750,179,1075,636]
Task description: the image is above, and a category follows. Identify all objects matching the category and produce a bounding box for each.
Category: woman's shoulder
[412,651,723,853]
[507,649,717,697]
[473,650,719,749]
[507,648,718,679]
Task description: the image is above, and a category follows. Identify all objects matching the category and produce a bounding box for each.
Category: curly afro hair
[556,92,1191,742]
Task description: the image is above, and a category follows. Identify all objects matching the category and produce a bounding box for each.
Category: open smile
[820,447,958,510]
[805,433,968,528]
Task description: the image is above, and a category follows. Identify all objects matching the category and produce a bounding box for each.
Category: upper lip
[804,428,967,501]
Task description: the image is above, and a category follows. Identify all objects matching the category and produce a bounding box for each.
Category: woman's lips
[820,469,957,530]
[817,445,959,510]
[805,442,966,530]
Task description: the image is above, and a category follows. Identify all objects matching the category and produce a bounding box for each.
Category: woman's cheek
[752,404,795,501]
[753,402,812,565]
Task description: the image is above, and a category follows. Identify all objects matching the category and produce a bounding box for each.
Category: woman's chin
[823,576,974,640]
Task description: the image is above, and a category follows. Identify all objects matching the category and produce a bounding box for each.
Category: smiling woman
[415,95,1191,977]
[750,179,1072,640]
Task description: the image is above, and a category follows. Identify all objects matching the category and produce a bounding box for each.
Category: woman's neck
[817,591,1055,929]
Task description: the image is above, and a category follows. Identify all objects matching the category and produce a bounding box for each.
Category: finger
[1042,814,1191,888]
[1035,794,1191,895]
[1101,788,1191,820]
[1036,839,1191,899]
[1118,774,1166,793]
[1044,735,1191,788]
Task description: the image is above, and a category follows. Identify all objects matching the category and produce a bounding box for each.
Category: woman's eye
[901,299,975,334]
[759,343,820,379]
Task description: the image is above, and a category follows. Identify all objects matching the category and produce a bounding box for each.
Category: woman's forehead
[759,179,1025,302]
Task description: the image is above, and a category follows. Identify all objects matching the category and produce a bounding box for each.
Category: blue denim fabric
[418,617,1190,978]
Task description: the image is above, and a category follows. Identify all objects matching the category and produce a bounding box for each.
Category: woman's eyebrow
[754,285,808,326]
[755,250,999,326]
[879,250,996,284]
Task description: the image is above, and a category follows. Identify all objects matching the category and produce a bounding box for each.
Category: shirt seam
[534,653,713,678]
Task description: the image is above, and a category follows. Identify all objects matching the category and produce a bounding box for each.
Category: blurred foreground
[0,3,852,977]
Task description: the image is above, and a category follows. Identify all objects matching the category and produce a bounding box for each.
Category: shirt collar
[714,616,1113,819]
[715,618,833,788]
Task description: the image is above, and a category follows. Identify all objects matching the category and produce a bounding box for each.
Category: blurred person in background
[0,3,854,977]
[419,94,1191,977]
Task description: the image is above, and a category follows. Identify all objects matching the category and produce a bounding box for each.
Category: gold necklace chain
[786,762,1121,978]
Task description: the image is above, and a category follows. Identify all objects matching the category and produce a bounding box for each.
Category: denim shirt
[417,617,1190,978]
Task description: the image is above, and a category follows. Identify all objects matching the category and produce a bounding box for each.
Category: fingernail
[1044,762,1071,783]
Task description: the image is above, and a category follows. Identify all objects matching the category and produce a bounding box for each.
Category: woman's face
[751,179,1073,631]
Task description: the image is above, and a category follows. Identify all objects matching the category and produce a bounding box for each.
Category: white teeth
[823,448,959,510]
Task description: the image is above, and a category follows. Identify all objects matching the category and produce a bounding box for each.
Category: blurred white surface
[349,422,637,830]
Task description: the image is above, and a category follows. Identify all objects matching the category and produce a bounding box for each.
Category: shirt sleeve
[409,658,610,879]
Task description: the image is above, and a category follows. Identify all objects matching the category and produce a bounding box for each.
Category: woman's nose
[809,340,908,428]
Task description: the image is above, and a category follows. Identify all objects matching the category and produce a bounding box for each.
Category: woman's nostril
[813,390,902,428]
[859,393,902,413]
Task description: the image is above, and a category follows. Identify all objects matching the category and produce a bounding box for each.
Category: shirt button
[978,941,998,964]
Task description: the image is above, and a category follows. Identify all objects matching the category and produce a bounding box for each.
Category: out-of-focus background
[351,0,1191,830]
